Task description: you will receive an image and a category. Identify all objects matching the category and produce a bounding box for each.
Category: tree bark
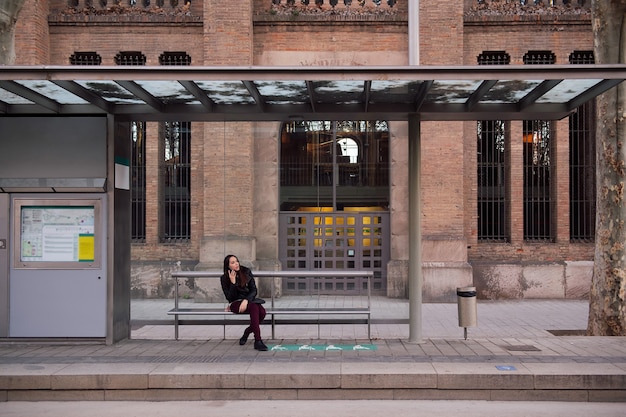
[0,0,26,65]
[588,0,626,336]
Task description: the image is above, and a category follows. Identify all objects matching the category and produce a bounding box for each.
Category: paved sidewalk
[131,297,591,340]
[1,298,625,402]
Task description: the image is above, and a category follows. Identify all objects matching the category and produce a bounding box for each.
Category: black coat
[220,266,258,303]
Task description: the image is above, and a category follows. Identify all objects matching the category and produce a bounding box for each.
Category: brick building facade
[13,0,596,301]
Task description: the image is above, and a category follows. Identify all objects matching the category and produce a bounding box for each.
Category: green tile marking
[268,344,377,351]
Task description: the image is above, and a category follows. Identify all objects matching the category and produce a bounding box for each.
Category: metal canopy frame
[3,64,626,345]
[1,64,625,122]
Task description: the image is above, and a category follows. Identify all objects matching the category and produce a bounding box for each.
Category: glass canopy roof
[0,65,625,122]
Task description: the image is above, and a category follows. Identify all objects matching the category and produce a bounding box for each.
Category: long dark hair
[223,254,249,288]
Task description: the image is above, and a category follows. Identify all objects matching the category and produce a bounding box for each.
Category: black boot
[239,329,251,345]
[254,340,268,351]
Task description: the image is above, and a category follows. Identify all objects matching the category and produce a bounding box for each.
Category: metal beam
[465,80,498,111]
[306,81,317,113]
[115,80,165,112]
[518,79,562,111]
[414,80,433,112]
[567,78,624,109]
[2,64,625,82]
[243,80,265,111]
[0,80,61,113]
[178,80,215,112]
[52,80,114,113]
[363,80,372,113]
[408,113,422,344]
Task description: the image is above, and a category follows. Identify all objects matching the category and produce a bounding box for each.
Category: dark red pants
[229,300,266,341]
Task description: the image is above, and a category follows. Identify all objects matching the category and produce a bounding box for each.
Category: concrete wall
[472,261,593,300]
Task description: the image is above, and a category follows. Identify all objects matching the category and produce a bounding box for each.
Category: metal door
[279,212,388,295]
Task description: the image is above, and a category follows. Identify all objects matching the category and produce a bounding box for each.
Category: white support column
[408,114,423,343]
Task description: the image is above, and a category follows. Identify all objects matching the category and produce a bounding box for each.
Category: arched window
[279,120,389,212]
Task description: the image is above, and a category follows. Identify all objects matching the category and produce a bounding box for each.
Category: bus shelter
[0,64,624,344]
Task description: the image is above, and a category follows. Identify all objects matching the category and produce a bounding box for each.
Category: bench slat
[169,308,369,315]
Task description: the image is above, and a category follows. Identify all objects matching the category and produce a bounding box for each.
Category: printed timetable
[20,206,95,263]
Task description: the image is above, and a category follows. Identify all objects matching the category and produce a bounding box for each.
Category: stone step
[2,361,625,402]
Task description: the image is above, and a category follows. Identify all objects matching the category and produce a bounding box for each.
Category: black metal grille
[69,51,102,65]
[569,50,594,65]
[523,52,554,240]
[477,51,509,241]
[523,120,553,241]
[477,121,508,241]
[116,51,148,242]
[279,212,388,294]
[114,51,146,66]
[159,52,191,66]
[160,52,191,241]
[523,50,556,65]
[161,123,191,241]
[569,50,596,241]
[279,120,390,210]
[477,51,510,65]
[131,122,147,242]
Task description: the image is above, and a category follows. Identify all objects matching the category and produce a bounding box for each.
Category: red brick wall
[420,0,464,65]
[464,17,592,65]
[47,25,203,65]
[462,13,595,263]
[11,0,597,277]
[205,0,253,65]
[14,0,50,64]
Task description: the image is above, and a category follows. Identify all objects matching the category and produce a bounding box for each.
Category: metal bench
[167,270,373,340]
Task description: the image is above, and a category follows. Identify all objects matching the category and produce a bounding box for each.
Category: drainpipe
[408,1,422,343]
[408,0,419,65]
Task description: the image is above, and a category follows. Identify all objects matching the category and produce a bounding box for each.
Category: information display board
[13,199,101,269]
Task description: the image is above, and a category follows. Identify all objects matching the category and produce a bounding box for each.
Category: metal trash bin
[456,286,477,340]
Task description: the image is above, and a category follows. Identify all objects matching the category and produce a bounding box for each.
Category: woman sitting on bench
[220,254,268,351]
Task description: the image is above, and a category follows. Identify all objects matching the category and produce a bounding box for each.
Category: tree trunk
[588,0,626,336]
[0,0,26,65]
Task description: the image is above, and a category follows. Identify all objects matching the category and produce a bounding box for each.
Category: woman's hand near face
[228,269,236,284]
[239,299,248,313]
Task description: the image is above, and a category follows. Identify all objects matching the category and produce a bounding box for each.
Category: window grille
[274,0,396,7]
[69,52,102,65]
[117,51,147,241]
[477,51,509,241]
[523,120,553,240]
[569,50,594,65]
[477,51,510,65]
[523,51,555,241]
[78,0,190,7]
[279,120,389,211]
[523,50,556,65]
[131,122,147,242]
[280,211,389,294]
[114,51,146,66]
[161,121,191,241]
[477,121,508,241]
[160,52,191,241]
[569,50,596,241]
[159,51,192,66]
